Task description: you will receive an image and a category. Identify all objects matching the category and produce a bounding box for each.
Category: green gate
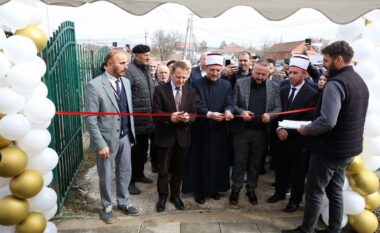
[42,21,110,211]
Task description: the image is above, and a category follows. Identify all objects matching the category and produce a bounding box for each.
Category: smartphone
[305,38,311,45]
[225,59,231,66]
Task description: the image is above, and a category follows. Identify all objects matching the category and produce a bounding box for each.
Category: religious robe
[182,77,234,197]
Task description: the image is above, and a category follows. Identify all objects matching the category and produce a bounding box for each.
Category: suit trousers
[157,143,187,197]
[301,153,353,233]
[96,135,131,208]
[275,143,309,204]
[232,128,267,192]
[131,133,150,181]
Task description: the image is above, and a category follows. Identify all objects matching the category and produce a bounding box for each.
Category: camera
[305,38,312,46]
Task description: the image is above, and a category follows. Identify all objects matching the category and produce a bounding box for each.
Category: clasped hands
[171,111,190,123]
[208,111,234,122]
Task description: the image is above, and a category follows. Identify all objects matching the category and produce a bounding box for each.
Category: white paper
[278,120,311,129]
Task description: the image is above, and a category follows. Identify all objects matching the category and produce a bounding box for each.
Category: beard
[326,62,339,77]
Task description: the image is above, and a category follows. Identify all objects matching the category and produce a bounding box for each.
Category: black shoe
[117,204,142,216]
[156,197,167,212]
[284,202,299,213]
[135,176,153,183]
[100,205,115,224]
[229,191,239,205]
[246,191,258,205]
[270,182,276,189]
[151,165,158,173]
[170,196,185,210]
[128,182,141,195]
[210,193,220,200]
[282,226,306,233]
[194,193,205,204]
[267,193,286,203]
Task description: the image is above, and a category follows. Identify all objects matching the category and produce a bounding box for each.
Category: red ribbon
[55,107,316,118]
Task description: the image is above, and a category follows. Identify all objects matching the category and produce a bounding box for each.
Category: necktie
[115,80,121,97]
[287,87,296,108]
[175,87,181,111]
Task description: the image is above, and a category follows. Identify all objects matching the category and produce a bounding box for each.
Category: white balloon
[23,97,56,123]
[0,177,10,188]
[0,87,25,114]
[16,129,51,154]
[367,97,380,116]
[0,29,6,48]
[43,221,57,233]
[30,119,51,130]
[28,187,57,212]
[342,176,349,190]
[0,76,9,88]
[363,156,380,171]
[43,204,57,221]
[354,60,378,81]
[26,148,58,174]
[362,22,380,46]
[7,63,41,94]
[336,19,365,42]
[31,56,47,77]
[0,113,31,140]
[0,0,32,30]
[3,35,37,64]
[369,47,380,66]
[364,114,380,137]
[0,185,11,198]
[367,136,380,155]
[26,82,49,99]
[343,190,365,215]
[0,225,16,233]
[351,39,374,62]
[20,0,45,25]
[0,52,11,79]
[322,207,348,229]
[43,171,53,186]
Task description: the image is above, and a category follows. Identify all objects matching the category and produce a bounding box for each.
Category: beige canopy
[0,0,379,24]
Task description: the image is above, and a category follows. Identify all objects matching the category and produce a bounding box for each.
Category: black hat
[132,44,150,53]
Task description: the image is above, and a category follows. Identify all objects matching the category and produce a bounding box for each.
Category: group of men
[85,40,369,233]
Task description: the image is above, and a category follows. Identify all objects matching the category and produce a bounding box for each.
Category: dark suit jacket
[152,82,197,148]
[189,66,203,86]
[278,82,320,149]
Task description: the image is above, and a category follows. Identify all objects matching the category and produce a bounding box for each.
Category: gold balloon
[0,195,29,226]
[0,113,4,119]
[348,169,380,196]
[0,134,12,149]
[10,170,43,199]
[16,212,47,233]
[0,147,27,177]
[346,155,365,174]
[364,191,380,211]
[348,209,378,233]
[15,24,47,52]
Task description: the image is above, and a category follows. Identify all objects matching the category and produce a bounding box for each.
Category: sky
[40,2,378,49]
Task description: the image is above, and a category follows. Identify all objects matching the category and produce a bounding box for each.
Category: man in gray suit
[85,49,142,224]
[229,61,281,206]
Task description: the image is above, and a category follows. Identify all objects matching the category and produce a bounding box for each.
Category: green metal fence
[42,21,110,211]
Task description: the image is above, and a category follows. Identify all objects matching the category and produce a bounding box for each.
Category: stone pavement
[54,160,356,233]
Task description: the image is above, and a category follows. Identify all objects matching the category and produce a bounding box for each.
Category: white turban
[205,53,223,66]
[289,54,310,70]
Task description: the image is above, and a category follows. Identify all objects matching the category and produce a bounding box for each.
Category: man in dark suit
[267,55,319,213]
[188,52,208,85]
[152,61,197,212]
[229,61,282,206]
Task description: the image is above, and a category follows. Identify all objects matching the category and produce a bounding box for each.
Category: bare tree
[151,30,181,61]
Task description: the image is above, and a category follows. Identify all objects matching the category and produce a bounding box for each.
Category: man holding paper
[267,54,319,213]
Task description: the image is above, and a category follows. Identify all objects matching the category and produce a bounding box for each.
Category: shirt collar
[106,71,119,83]
[291,80,305,90]
[171,81,181,91]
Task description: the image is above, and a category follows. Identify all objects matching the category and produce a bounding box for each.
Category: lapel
[120,77,132,112]
[243,78,251,109]
[290,84,307,109]
[101,74,120,112]
[164,82,177,112]
[265,80,272,112]
[180,85,190,112]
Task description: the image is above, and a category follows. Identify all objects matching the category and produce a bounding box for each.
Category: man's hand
[223,65,239,76]
[241,111,254,121]
[209,112,225,121]
[298,125,307,136]
[178,112,190,122]
[261,113,271,123]
[98,146,110,160]
[277,128,288,141]
[171,112,183,123]
[224,111,234,121]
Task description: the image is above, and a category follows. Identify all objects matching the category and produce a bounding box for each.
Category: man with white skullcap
[267,54,319,213]
[182,53,234,204]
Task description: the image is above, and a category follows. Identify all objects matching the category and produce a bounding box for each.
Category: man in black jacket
[282,41,369,233]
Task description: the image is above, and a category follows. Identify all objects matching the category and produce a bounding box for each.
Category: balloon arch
[0,1,379,233]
